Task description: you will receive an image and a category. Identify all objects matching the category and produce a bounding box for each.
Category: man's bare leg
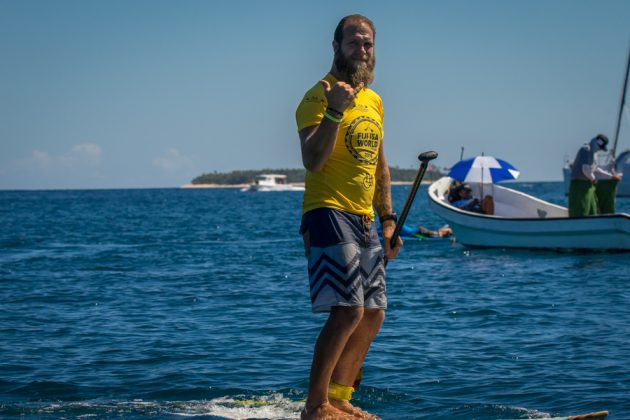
[329,309,384,419]
[302,306,364,420]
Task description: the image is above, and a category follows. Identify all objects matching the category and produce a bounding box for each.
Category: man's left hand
[382,220,403,260]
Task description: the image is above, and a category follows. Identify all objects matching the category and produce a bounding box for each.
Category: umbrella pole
[480,153,485,199]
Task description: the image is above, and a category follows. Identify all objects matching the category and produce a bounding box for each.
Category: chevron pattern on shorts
[308,248,386,303]
[363,254,385,284]
[308,250,361,303]
[363,254,385,300]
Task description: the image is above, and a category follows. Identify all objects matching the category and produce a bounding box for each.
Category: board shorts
[300,207,387,313]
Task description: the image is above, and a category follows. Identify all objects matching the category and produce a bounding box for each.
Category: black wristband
[326,106,344,118]
[379,213,397,224]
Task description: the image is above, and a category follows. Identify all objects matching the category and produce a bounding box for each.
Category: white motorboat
[428,176,630,250]
[241,174,305,192]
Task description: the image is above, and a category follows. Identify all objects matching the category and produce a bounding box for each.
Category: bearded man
[295,14,402,420]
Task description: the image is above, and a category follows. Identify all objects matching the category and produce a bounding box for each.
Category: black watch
[379,213,398,224]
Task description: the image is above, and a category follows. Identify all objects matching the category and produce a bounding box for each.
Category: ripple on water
[1,187,629,418]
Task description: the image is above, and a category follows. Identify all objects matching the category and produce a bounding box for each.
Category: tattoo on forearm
[374,169,392,218]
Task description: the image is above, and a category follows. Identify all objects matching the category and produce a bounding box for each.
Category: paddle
[612,45,630,157]
[385,150,438,266]
[352,150,438,390]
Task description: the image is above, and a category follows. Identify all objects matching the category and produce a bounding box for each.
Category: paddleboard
[566,412,608,420]
[227,399,608,420]
[504,411,608,420]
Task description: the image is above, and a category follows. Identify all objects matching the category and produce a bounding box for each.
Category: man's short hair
[333,14,375,45]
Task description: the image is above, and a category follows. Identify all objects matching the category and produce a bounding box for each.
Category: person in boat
[295,14,401,420]
[379,223,452,238]
[414,225,453,238]
[568,134,621,217]
[447,179,463,203]
[593,141,623,214]
[450,183,494,215]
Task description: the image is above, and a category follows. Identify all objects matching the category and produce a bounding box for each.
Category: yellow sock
[328,381,354,402]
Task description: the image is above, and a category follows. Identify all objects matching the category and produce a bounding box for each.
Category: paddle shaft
[612,45,630,156]
[384,151,438,267]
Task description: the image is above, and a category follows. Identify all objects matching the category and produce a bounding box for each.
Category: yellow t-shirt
[296,74,384,219]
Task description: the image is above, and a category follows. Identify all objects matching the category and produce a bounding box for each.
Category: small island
[183,166,446,188]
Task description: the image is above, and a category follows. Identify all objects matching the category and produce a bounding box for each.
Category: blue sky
[1,0,629,189]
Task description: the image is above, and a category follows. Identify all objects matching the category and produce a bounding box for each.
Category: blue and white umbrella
[448,155,520,184]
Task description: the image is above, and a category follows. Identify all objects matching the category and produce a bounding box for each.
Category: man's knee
[366,308,385,321]
[363,308,385,327]
[328,306,364,330]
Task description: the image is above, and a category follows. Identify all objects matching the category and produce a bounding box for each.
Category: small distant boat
[428,176,630,251]
[241,174,305,192]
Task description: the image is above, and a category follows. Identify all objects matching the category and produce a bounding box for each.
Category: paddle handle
[385,151,438,266]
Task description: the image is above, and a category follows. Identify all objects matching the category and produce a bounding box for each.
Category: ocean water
[1,183,629,420]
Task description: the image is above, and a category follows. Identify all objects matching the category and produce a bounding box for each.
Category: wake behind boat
[428,176,630,250]
[241,174,305,192]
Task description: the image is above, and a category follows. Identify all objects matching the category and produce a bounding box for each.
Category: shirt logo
[344,116,382,165]
[361,173,374,190]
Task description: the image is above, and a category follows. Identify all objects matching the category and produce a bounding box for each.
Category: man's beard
[334,51,375,88]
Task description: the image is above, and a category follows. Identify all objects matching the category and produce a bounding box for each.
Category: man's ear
[332,40,339,53]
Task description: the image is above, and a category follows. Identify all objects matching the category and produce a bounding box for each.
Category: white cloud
[0,143,104,189]
[28,143,102,169]
[153,148,194,173]
[30,150,52,165]
[71,143,102,162]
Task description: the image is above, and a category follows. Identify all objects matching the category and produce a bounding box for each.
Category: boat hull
[428,177,630,250]
[241,174,305,192]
